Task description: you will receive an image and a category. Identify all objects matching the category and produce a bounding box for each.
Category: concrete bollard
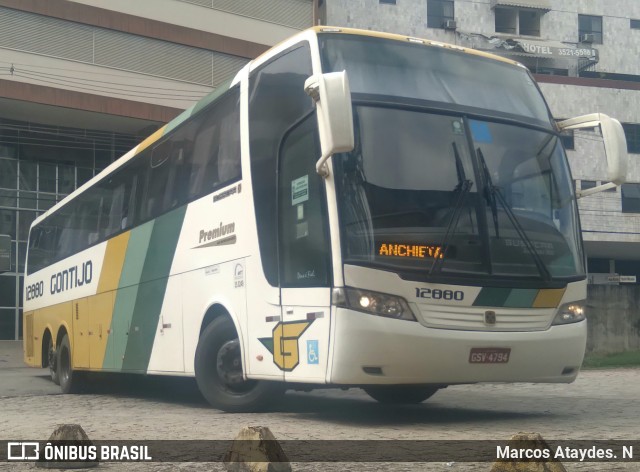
[36,423,99,469]
[490,432,566,472]
[224,426,291,472]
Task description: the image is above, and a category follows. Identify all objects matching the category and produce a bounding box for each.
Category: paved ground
[0,341,638,471]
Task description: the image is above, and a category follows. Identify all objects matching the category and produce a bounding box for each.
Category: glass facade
[0,118,137,340]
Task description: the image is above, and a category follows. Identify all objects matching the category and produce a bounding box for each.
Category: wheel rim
[215,339,256,395]
[59,345,70,385]
[48,341,56,376]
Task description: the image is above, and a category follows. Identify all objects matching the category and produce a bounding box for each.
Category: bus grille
[25,313,34,357]
[415,303,554,331]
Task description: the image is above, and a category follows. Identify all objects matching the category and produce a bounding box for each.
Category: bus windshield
[321,34,583,284]
[332,105,584,284]
[319,34,552,127]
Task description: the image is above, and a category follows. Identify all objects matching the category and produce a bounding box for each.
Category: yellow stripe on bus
[532,288,566,308]
[97,231,131,293]
[135,125,167,155]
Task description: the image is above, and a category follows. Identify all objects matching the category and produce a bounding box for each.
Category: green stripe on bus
[473,287,512,307]
[122,206,187,372]
[503,289,539,308]
[191,79,233,116]
[103,221,155,371]
[163,107,195,135]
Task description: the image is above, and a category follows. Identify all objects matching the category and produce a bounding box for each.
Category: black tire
[47,336,60,385]
[56,334,84,394]
[195,316,281,412]
[364,385,440,404]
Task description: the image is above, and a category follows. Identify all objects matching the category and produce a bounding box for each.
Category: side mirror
[304,71,355,177]
[0,235,11,273]
[557,113,628,198]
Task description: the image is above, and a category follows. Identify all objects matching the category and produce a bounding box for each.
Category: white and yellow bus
[22,27,628,411]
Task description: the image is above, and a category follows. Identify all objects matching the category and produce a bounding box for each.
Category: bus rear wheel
[47,337,60,385]
[364,385,440,404]
[195,316,281,412]
[56,334,84,394]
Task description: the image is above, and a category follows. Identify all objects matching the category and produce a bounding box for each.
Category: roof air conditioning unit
[581,33,595,43]
[443,19,457,30]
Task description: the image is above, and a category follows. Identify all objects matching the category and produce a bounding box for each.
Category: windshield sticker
[470,121,492,143]
[291,175,309,205]
[451,119,464,135]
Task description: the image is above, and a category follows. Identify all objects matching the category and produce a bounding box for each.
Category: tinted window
[27,87,241,274]
[279,114,330,287]
[319,35,551,126]
[249,43,314,286]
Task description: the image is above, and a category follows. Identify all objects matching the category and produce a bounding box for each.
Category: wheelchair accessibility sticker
[307,340,319,365]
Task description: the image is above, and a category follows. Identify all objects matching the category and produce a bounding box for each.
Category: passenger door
[278,114,332,383]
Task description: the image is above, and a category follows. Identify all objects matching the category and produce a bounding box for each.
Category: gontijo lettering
[378,243,444,259]
[50,261,93,294]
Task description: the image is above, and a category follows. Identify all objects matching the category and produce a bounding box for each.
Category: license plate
[469,347,511,364]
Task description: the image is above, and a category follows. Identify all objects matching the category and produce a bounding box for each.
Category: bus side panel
[145,273,185,373]
[88,291,115,370]
[23,311,36,366]
[72,298,90,368]
[121,206,187,372]
[103,223,154,371]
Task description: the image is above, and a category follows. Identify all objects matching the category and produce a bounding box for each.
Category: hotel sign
[517,40,598,60]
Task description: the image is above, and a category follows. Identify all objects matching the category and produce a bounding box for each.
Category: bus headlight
[333,287,417,321]
[552,301,586,326]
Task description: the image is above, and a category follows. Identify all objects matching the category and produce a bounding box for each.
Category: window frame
[621,183,640,213]
[494,7,541,37]
[427,0,455,29]
[578,14,603,44]
[621,123,640,154]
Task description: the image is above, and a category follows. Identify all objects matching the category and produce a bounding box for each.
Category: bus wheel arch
[195,312,280,412]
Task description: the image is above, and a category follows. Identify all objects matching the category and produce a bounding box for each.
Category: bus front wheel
[47,337,60,385]
[56,334,84,394]
[364,385,440,404]
[195,316,280,412]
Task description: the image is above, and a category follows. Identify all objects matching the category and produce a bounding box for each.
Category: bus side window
[188,87,241,200]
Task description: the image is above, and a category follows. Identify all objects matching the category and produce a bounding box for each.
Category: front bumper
[329,307,587,385]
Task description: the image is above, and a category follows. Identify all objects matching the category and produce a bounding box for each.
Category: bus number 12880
[415,288,464,301]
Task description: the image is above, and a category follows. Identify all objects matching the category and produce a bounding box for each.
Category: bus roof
[311,26,522,67]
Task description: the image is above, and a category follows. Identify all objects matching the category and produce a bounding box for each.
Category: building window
[631,19,640,29]
[427,0,454,29]
[622,123,640,154]
[578,15,603,44]
[621,183,640,213]
[495,8,541,36]
[558,122,575,150]
[580,180,596,191]
[379,0,396,4]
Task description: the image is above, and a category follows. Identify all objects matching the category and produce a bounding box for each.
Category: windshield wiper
[430,143,472,275]
[476,148,552,281]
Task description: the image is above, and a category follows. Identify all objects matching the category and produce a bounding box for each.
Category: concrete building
[0,0,314,340]
[319,0,640,284]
